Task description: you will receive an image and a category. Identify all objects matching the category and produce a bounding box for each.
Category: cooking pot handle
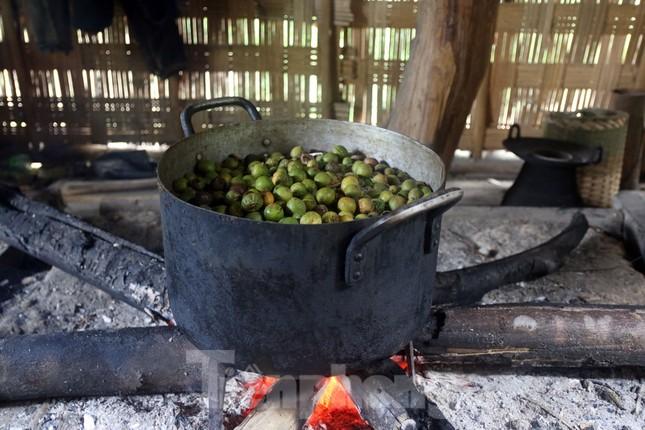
[345,188,463,286]
[180,97,262,137]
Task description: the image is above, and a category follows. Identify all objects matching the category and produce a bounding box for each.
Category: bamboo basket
[543,109,628,207]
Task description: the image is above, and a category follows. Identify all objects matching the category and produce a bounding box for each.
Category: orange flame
[243,375,278,415]
[306,377,372,430]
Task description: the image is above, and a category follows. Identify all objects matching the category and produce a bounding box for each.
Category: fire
[242,375,278,415]
[305,377,372,430]
[390,354,409,372]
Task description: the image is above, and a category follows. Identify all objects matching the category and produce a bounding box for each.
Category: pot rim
[157,118,446,227]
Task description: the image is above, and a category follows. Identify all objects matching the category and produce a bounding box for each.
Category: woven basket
[543,109,628,208]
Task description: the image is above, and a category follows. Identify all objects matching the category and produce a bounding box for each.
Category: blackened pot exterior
[158,106,460,374]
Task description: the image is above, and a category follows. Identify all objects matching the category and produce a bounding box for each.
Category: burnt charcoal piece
[0,186,171,321]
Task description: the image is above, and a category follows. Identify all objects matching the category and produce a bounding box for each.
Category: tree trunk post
[387,0,499,169]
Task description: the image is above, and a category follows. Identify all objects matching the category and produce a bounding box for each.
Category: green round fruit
[322,211,339,223]
[341,175,359,191]
[374,162,388,172]
[290,182,308,198]
[388,195,406,211]
[372,173,388,185]
[407,187,423,202]
[300,211,322,224]
[307,167,320,178]
[245,211,263,221]
[279,216,299,224]
[401,179,416,193]
[302,178,317,193]
[250,162,269,178]
[241,192,264,212]
[358,197,374,214]
[290,146,303,158]
[289,168,307,182]
[339,211,354,222]
[219,171,232,185]
[190,177,207,190]
[213,204,227,214]
[352,161,373,177]
[420,184,433,196]
[229,201,244,217]
[322,152,339,165]
[379,190,393,202]
[222,156,240,170]
[333,145,349,158]
[272,168,291,186]
[173,177,189,193]
[286,197,307,219]
[196,159,216,175]
[179,188,196,202]
[343,184,362,199]
[242,174,256,188]
[315,187,336,206]
[230,175,246,186]
[274,185,293,202]
[263,203,284,222]
[254,176,274,193]
[355,214,369,220]
[303,194,317,210]
[337,196,357,214]
[342,157,354,168]
[314,171,333,187]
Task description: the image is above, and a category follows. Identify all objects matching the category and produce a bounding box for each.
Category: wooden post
[610,89,645,190]
[387,0,499,169]
[470,66,490,159]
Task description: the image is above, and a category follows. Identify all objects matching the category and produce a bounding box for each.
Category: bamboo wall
[0,0,643,157]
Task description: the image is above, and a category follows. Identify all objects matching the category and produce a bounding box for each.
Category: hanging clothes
[71,0,114,34]
[120,0,187,78]
[25,0,72,53]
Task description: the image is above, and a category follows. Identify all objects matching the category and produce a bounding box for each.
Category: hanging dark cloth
[120,0,186,78]
[71,0,114,33]
[24,0,72,53]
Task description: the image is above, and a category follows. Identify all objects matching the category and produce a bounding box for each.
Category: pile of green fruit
[171,145,433,224]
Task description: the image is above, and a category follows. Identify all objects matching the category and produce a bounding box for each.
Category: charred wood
[3,305,643,403]
[0,326,198,402]
[0,186,171,321]
[418,304,645,368]
[433,213,589,305]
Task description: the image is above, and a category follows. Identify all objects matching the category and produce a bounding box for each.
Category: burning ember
[305,377,372,430]
[242,375,279,415]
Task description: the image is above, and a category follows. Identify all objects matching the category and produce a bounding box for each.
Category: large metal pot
[158,97,462,374]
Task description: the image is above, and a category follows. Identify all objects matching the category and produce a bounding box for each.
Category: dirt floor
[0,206,644,429]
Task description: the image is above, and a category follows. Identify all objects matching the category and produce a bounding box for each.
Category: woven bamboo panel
[0,0,644,156]
[0,0,330,150]
[336,0,645,154]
